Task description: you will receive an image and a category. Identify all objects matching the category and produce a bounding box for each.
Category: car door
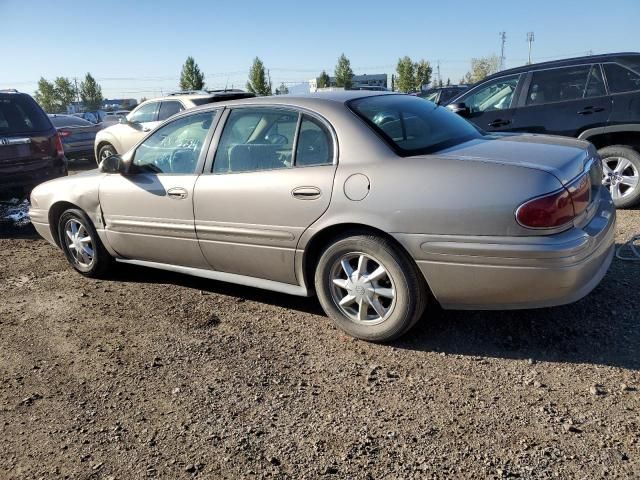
[193,107,337,284]
[509,64,611,137]
[454,74,522,132]
[99,110,219,267]
[118,101,161,153]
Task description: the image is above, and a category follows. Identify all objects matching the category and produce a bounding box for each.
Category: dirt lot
[1,165,639,479]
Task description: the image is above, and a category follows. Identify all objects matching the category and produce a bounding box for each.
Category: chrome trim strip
[115,259,310,297]
[196,224,295,241]
[0,137,32,146]
[108,219,194,232]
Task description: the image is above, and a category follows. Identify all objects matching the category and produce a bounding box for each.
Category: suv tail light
[54,133,65,157]
[516,173,592,229]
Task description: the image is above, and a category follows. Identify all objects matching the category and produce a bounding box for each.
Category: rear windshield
[0,94,51,135]
[349,94,481,156]
[49,115,94,127]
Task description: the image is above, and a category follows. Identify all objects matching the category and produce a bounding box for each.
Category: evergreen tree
[80,73,103,111]
[179,56,205,91]
[246,57,272,96]
[317,70,330,89]
[334,54,354,89]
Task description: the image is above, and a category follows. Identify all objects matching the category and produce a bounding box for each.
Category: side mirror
[118,117,129,125]
[99,154,127,174]
[447,102,471,118]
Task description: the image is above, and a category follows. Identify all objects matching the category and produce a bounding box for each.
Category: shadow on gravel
[114,248,639,370]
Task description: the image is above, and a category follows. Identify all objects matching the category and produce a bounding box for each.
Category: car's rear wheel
[599,146,640,208]
[98,144,117,165]
[314,233,428,342]
[58,208,113,278]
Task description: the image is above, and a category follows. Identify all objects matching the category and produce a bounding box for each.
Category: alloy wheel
[602,156,639,200]
[329,252,396,325]
[64,218,95,269]
[100,148,114,161]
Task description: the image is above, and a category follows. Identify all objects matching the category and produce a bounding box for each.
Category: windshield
[0,94,51,135]
[349,94,481,156]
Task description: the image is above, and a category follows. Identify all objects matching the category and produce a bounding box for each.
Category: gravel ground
[0,167,639,479]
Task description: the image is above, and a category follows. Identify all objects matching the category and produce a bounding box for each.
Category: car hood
[436,133,594,184]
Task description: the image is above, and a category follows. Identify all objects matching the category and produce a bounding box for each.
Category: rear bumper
[393,194,616,310]
[0,163,68,196]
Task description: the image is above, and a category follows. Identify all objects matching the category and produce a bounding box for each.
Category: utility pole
[527,32,535,64]
[499,31,507,70]
[436,60,441,87]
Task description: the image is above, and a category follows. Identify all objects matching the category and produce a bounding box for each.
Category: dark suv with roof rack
[448,52,640,208]
[0,89,67,198]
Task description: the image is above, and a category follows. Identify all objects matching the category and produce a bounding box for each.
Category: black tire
[98,144,117,165]
[57,208,114,278]
[314,232,428,342]
[598,145,640,209]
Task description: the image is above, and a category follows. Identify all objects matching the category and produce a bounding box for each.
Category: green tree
[179,56,205,91]
[414,59,433,91]
[334,54,354,89]
[317,70,330,89]
[54,77,76,112]
[34,77,58,113]
[275,82,289,95]
[246,57,271,96]
[395,56,415,93]
[463,55,501,84]
[80,73,104,111]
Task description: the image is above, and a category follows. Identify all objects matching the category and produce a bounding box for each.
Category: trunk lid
[437,133,594,185]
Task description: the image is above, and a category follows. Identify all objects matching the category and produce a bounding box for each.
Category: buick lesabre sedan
[29,92,615,341]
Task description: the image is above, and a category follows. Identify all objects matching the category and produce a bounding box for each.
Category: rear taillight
[54,133,65,157]
[516,173,592,229]
[58,129,72,138]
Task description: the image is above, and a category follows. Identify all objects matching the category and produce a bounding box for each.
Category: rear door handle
[577,106,605,115]
[292,186,321,200]
[488,119,511,128]
[167,187,188,200]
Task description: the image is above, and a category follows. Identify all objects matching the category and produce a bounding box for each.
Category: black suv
[448,52,640,208]
[0,90,67,197]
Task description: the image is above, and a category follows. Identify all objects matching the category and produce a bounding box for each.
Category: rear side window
[295,115,333,167]
[158,101,184,121]
[603,63,640,94]
[526,65,604,105]
[0,94,51,135]
[349,94,481,156]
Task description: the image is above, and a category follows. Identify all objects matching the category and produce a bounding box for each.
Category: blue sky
[1,0,639,99]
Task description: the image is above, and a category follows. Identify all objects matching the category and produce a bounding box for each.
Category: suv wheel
[58,208,113,278]
[98,144,117,164]
[314,233,428,342]
[599,146,640,208]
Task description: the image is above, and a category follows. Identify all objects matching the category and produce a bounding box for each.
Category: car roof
[483,51,640,81]
[185,90,401,114]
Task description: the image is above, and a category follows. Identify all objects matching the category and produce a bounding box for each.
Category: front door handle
[488,119,511,128]
[578,106,605,115]
[292,186,321,200]
[167,187,188,200]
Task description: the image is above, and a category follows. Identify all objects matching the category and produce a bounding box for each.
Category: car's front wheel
[58,208,113,278]
[599,145,640,208]
[98,144,117,165]
[314,233,428,342]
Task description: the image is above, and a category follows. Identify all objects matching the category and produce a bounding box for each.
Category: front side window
[526,65,599,105]
[603,63,640,94]
[350,94,481,156]
[213,108,298,173]
[461,75,520,113]
[132,111,216,174]
[158,101,184,121]
[127,102,159,123]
